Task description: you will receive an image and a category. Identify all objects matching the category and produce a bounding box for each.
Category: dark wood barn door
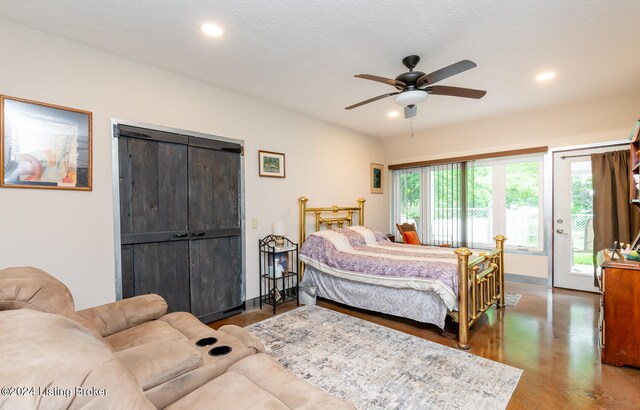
[116,125,243,322]
[188,137,243,322]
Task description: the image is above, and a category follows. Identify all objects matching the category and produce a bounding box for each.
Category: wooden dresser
[597,250,640,367]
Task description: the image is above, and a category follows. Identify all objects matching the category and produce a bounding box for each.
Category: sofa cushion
[0,266,76,316]
[167,354,355,410]
[159,312,266,353]
[115,339,203,390]
[0,266,104,339]
[106,320,188,351]
[143,331,256,408]
[229,353,355,409]
[77,294,168,337]
[166,371,290,410]
[0,309,155,410]
[158,311,218,339]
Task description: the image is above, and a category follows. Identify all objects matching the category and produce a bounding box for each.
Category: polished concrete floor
[211,282,640,409]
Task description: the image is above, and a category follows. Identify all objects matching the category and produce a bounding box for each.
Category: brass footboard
[451,235,506,349]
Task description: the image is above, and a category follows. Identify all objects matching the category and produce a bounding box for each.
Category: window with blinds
[392,162,465,247]
[392,153,544,250]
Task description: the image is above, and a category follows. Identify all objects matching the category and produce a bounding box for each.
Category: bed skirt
[301,266,449,329]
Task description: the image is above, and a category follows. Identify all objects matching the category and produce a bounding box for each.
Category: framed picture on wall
[259,150,285,178]
[0,95,92,191]
[370,163,383,194]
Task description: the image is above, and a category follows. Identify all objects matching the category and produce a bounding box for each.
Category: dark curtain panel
[591,149,640,285]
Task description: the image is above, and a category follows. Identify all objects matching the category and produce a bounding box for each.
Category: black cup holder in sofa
[208,345,232,357]
[195,337,218,347]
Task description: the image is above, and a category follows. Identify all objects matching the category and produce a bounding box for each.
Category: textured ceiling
[0,0,639,138]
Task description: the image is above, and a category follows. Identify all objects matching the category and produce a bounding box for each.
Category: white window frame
[471,154,544,251]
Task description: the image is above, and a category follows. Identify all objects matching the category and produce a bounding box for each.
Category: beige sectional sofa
[0,267,354,409]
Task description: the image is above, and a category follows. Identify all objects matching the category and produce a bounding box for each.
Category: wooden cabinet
[117,124,244,323]
[597,250,640,367]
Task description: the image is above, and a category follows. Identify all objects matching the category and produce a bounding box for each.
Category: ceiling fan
[345,55,486,119]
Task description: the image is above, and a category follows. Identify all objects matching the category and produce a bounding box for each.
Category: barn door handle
[192,232,206,236]
[173,233,188,238]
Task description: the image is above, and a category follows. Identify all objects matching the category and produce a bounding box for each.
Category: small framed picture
[1,95,92,190]
[370,163,383,194]
[259,150,285,178]
[271,287,282,302]
[275,252,288,276]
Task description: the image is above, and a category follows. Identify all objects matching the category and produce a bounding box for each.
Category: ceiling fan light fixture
[394,90,427,107]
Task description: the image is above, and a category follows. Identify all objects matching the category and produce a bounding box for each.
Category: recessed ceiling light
[201,23,223,37]
[536,71,556,82]
[387,111,400,118]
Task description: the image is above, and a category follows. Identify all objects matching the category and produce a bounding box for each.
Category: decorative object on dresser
[115,123,244,323]
[1,95,92,190]
[298,196,507,349]
[247,306,522,410]
[259,235,299,314]
[370,163,383,193]
[258,150,285,178]
[597,250,640,368]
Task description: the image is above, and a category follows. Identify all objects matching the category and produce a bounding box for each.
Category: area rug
[246,306,522,410]
[505,293,522,307]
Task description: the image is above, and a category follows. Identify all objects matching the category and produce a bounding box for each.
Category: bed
[297,196,507,349]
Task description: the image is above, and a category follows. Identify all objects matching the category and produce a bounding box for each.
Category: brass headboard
[297,196,365,278]
[298,196,366,248]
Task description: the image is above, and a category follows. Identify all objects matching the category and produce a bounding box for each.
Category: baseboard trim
[245,296,261,311]
[505,273,548,287]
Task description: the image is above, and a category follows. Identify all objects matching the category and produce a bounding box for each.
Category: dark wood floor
[210,282,640,409]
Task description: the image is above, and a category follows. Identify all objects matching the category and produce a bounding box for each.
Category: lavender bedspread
[299,227,462,309]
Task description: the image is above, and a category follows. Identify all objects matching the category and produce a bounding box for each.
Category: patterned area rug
[505,293,522,307]
[246,306,522,410]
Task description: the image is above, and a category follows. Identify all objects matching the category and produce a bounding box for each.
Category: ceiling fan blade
[355,74,406,88]
[345,92,399,110]
[345,92,400,110]
[425,85,486,99]
[417,60,477,87]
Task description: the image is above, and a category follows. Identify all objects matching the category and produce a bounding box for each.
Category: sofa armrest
[115,339,203,391]
[77,294,168,337]
[219,325,266,353]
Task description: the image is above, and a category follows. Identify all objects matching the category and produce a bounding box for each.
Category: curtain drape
[591,149,640,285]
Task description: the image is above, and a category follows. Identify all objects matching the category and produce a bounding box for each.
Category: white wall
[385,89,640,164]
[384,89,640,279]
[0,21,389,309]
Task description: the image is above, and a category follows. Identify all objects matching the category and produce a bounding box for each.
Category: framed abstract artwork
[259,150,285,178]
[1,95,92,191]
[370,163,383,194]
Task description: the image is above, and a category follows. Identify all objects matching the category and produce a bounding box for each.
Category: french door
[552,145,624,292]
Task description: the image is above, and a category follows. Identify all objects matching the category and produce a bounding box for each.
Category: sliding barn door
[188,137,243,322]
[117,125,244,322]
[118,128,191,312]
